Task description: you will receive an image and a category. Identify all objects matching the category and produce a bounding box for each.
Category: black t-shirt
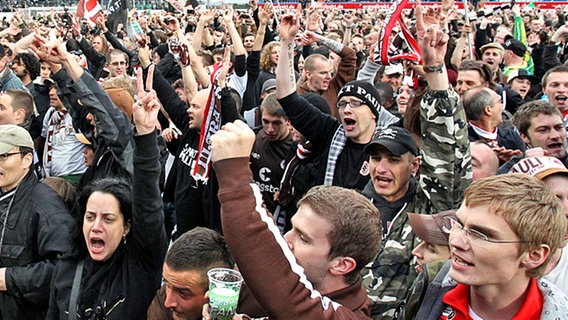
[333,139,371,191]
[251,130,293,213]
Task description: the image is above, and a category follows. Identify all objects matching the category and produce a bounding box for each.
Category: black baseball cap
[365,127,418,156]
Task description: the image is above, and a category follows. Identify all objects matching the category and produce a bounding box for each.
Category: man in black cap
[507,69,538,101]
[359,6,472,318]
[502,37,530,80]
[502,68,539,114]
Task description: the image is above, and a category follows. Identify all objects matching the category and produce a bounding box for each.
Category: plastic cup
[207,268,243,320]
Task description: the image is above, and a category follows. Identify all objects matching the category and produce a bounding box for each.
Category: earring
[123,235,127,245]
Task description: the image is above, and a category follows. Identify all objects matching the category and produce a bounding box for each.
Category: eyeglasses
[0,151,25,161]
[110,61,127,67]
[442,217,531,247]
[337,100,366,109]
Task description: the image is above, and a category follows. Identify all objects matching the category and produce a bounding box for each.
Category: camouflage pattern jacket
[361,88,472,320]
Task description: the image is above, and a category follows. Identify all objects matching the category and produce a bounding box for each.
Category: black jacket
[46,131,167,320]
[52,69,134,190]
[467,124,526,153]
[156,52,181,85]
[147,67,241,233]
[79,37,107,80]
[0,170,75,320]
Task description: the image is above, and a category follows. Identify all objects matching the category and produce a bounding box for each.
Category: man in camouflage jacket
[360,7,472,319]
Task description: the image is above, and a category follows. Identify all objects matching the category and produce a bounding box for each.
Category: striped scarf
[192,62,223,182]
[44,108,68,176]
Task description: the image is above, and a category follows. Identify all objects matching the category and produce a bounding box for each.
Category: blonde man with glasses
[414,174,568,319]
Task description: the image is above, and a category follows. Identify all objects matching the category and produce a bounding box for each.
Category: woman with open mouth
[42,42,167,320]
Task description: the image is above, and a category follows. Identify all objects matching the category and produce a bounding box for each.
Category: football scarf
[192,62,223,182]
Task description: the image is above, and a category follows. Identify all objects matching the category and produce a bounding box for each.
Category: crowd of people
[1,0,568,319]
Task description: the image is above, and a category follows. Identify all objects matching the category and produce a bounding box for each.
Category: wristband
[423,63,445,73]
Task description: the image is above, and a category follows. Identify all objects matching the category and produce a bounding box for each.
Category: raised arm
[193,8,216,51]
[276,10,301,99]
[131,66,167,268]
[173,26,211,89]
[253,4,271,52]
[415,3,471,213]
[138,39,191,130]
[218,46,242,124]
[212,121,360,319]
[223,6,246,57]
[450,24,472,70]
[32,35,133,153]
[275,9,338,145]
[98,15,135,59]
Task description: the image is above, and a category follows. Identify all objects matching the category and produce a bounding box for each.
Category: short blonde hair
[464,174,566,278]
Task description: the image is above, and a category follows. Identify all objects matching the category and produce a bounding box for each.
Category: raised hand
[258,3,273,25]
[306,9,321,31]
[279,6,301,42]
[416,2,449,66]
[133,66,160,135]
[71,20,82,38]
[222,6,235,25]
[137,36,152,67]
[164,16,180,33]
[11,10,23,26]
[198,8,216,24]
[0,26,21,37]
[210,120,256,162]
[218,46,231,88]
[512,4,520,17]
[299,30,319,46]
[30,35,71,65]
[96,15,107,31]
[342,13,354,28]
[441,0,453,12]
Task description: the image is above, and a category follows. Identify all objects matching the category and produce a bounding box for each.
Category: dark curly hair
[14,52,40,80]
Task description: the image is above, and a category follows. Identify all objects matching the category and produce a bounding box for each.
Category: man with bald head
[160,85,212,237]
[471,141,499,180]
[464,87,525,161]
[296,31,357,120]
[139,38,243,235]
[138,33,236,236]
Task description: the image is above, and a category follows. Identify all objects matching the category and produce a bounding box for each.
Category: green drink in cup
[207,268,243,320]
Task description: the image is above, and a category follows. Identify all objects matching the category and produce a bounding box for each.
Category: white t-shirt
[545,246,568,295]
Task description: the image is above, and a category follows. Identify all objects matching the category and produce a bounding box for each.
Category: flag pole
[462,0,473,60]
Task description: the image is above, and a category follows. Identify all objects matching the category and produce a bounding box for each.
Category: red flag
[77,0,103,25]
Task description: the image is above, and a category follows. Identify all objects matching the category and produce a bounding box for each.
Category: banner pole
[462,0,474,60]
